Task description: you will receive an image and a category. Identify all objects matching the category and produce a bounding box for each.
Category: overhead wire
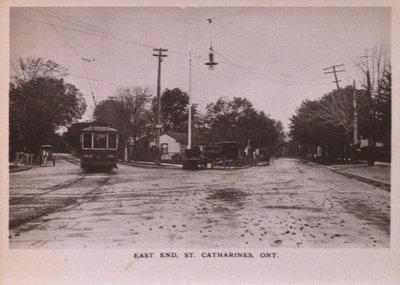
[14,11,269,81]
[38,8,99,109]
[12,12,159,88]
[213,50,332,86]
[37,9,82,59]
[40,8,154,50]
[12,14,154,50]
[41,9,158,74]
[14,8,338,89]
[67,72,123,86]
[203,7,256,22]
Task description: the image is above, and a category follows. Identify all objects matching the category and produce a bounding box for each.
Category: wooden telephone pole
[153,48,168,164]
[188,52,192,149]
[353,80,358,146]
[323,64,346,90]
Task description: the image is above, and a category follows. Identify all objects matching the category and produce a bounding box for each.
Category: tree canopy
[289,79,390,160]
[10,57,86,153]
[63,122,92,152]
[151,88,198,132]
[93,86,152,143]
[204,97,284,150]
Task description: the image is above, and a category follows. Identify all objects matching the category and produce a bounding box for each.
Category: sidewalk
[9,163,33,173]
[327,163,390,191]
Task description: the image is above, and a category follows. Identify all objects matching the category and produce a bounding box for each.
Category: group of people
[13,152,34,166]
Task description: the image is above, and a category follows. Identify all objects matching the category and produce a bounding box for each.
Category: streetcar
[80,125,119,171]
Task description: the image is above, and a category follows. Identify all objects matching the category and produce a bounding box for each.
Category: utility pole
[323,64,346,90]
[323,64,348,159]
[351,79,359,163]
[188,52,192,149]
[153,48,168,164]
[361,51,375,166]
[366,69,375,166]
[352,80,358,146]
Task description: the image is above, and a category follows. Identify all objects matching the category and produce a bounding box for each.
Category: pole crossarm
[323,63,344,70]
[323,64,346,90]
[323,69,346,74]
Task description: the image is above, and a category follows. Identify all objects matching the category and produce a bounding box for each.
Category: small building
[159,132,209,160]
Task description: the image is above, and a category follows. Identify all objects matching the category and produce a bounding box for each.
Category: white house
[157,132,209,160]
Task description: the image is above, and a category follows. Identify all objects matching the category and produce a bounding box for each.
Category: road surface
[9,155,390,248]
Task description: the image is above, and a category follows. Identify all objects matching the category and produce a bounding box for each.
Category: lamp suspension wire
[205,18,218,70]
[208,18,213,51]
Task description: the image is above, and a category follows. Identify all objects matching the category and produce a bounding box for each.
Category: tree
[289,100,329,156]
[356,45,391,165]
[204,97,255,143]
[204,97,284,151]
[289,85,375,160]
[311,87,369,158]
[151,88,198,132]
[376,68,391,147]
[93,86,152,161]
[11,57,68,83]
[63,122,92,153]
[9,57,86,154]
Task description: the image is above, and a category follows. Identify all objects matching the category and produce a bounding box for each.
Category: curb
[9,166,33,173]
[298,158,390,191]
[118,161,182,169]
[330,169,390,192]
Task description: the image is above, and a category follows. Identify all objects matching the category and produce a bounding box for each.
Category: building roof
[163,132,209,146]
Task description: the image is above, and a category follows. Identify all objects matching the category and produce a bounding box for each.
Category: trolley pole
[153,48,168,164]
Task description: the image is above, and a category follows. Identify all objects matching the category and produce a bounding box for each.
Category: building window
[161,143,168,154]
[83,133,92,148]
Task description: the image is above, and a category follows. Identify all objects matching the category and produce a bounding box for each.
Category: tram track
[56,153,81,165]
[9,173,112,232]
[9,174,88,205]
[10,154,88,206]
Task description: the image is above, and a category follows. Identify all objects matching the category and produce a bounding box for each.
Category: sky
[10,7,391,131]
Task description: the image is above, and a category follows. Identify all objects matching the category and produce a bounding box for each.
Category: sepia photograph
[1,1,399,284]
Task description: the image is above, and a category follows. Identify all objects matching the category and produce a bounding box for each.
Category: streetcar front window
[94,133,107,148]
[108,133,117,149]
[83,133,92,148]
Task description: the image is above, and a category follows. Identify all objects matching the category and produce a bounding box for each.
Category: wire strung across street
[12,8,337,89]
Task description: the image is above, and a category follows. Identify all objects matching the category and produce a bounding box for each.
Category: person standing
[42,149,48,167]
[252,150,258,165]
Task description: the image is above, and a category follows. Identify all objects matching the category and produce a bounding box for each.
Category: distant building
[359,138,384,148]
[157,132,209,160]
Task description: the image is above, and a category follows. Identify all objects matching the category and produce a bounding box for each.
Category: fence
[14,152,34,166]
